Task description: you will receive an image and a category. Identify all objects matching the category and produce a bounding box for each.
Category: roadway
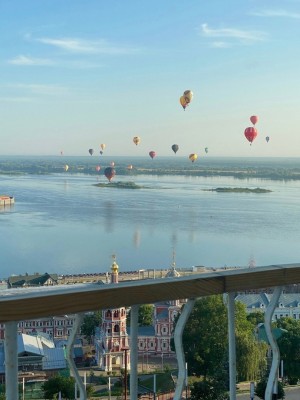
[237,385,300,399]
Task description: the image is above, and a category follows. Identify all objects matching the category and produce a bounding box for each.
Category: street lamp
[122,346,129,400]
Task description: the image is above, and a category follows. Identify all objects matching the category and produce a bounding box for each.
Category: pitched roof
[8,273,58,287]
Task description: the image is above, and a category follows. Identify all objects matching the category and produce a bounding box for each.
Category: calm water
[1,156,300,278]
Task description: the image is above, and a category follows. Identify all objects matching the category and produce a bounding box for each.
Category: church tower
[96,257,130,372]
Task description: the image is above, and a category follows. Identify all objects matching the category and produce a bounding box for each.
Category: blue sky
[1,0,300,157]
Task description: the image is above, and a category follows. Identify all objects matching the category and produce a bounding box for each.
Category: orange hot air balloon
[133,136,141,146]
[244,127,258,145]
[149,151,156,159]
[180,95,188,110]
[95,165,101,172]
[250,115,258,125]
[189,153,198,163]
[104,167,116,182]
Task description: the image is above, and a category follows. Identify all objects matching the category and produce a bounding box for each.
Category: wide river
[1,156,300,278]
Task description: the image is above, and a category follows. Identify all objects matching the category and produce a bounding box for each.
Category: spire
[110,254,119,284]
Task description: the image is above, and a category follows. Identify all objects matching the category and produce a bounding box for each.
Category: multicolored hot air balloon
[133,136,141,146]
[171,144,179,154]
[88,149,94,156]
[183,90,193,104]
[104,167,116,182]
[127,164,133,170]
[189,153,198,163]
[244,127,258,145]
[250,115,258,125]
[149,151,156,159]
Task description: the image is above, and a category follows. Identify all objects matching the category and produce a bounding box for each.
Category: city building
[7,272,58,288]
[236,292,300,320]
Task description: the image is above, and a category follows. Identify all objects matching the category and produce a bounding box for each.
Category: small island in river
[94,181,145,189]
[205,187,272,193]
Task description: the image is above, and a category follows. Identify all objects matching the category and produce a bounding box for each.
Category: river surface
[1,156,300,278]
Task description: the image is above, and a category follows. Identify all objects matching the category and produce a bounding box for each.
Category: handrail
[1,264,300,322]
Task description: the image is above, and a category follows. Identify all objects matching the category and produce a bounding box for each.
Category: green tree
[247,310,265,326]
[255,376,285,399]
[190,376,229,400]
[81,311,102,343]
[127,304,153,326]
[181,295,267,381]
[276,317,300,383]
[42,375,75,399]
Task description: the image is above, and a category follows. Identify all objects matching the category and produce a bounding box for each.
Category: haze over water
[1,156,300,279]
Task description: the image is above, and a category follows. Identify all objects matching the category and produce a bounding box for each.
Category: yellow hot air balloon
[180,95,188,110]
[100,144,106,151]
[133,136,141,146]
[189,153,198,163]
[183,90,193,104]
[64,164,69,171]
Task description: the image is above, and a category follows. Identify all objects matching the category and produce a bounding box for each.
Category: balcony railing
[1,263,300,400]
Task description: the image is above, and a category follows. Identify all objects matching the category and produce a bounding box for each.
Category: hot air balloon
[180,95,188,110]
[205,147,208,154]
[95,165,101,172]
[149,151,156,159]
[189,153,198,163]
[64,164,69,172]
[110,161,115,167]
[89,149,94,156]
[266,136,270,143]
[100,144,106,151]
[133,136,141,146]
[250,115,258,125]
[244,127,258,145]
[100,151,103,155]
[60,150,64,156]
[104,167,116,182]
[183,90,193,104]
[171,144,179,154]
[127,164,133,170]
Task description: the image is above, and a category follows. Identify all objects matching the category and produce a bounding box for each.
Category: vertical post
[4,321,18,400]
[22,377,25,400]
[153,374,157,400]
[130,305,139,400]
[108,376,111,400]
[226,292,237,400]
[185,362,188,399]
[124,348,128,400]
[265,286,283,400]
[250,381,255,400]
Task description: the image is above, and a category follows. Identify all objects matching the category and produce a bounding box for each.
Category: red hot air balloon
[104,167,116,182]
[95,165,101,172]
[149,151,156,159]
[250,115,258,125]
[244,127,258,145]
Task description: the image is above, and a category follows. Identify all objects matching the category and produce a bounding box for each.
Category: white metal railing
[1,264,300,399]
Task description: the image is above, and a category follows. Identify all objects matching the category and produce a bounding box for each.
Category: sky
[1,0,300,157]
